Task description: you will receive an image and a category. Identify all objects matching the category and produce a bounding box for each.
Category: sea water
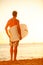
[0,43,43,61]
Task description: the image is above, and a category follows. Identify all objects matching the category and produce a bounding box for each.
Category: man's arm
[17,21,22,39]
[5,22,10,38]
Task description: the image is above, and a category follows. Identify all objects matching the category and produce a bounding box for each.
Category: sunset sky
[0,0,43,44]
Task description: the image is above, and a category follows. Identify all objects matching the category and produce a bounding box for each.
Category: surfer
[5,11,22,61]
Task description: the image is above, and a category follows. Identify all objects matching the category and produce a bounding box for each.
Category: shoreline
[0,58,43,65]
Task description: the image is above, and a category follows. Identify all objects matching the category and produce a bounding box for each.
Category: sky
[0,0,43,44]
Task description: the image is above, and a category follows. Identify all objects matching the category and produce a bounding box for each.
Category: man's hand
[19,35,22,40]
[8,30,12,38]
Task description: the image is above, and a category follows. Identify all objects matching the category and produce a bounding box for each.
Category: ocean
[0,43,43,61]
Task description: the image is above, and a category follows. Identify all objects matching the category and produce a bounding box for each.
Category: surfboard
[8,24,28,42]
[20,24,28,38]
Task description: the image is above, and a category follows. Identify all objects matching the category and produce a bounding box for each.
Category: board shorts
[10,40,19,47]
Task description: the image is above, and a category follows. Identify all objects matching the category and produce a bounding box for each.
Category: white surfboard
[20,24,28,38]
[8,24,28,42]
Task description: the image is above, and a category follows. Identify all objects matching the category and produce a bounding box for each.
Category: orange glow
[0,0,43,44]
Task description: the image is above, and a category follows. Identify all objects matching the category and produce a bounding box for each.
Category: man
[5,11,22,61]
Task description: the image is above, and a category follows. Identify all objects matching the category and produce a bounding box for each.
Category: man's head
[12,11,17,17]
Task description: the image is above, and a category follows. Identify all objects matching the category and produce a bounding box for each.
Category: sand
[0,58,43,65]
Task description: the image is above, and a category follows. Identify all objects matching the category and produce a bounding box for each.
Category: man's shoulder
[8,18,13,22]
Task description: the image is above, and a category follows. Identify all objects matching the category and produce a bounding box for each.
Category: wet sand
[0,58,43,65]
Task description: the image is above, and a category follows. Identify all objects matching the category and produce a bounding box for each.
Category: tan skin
[5,12,22,61]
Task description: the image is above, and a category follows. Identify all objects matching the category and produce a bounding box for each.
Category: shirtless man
[5,11,22,61]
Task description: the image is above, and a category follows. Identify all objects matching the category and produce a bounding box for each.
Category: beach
[0,43,43,61]
[0,43,43,65]
[0,58,43,65]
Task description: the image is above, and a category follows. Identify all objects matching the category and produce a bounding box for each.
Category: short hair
[12,11,17,17]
